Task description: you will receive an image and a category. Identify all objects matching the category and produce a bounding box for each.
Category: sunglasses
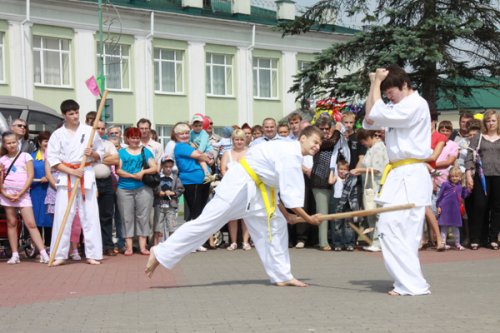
[14,124,27,129]
[374,134,381,138]
[319,127,330,131]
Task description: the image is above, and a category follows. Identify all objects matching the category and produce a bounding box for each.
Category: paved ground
[1,245,500,333]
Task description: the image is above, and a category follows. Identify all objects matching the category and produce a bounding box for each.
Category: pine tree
[279,0,500,112]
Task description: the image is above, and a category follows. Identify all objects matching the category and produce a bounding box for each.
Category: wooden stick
[48,90,108,266]
[349,222,372,246]
[293,203,416,223]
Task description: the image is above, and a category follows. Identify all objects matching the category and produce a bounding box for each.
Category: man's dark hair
[136,118,152,129]
[459,111,474,122]
[380,64,413,92]
[60,99,80,114]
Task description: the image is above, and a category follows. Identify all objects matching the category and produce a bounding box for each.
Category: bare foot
[388,290,400,296]
[145,246,160,279]
[87,259,101,265]
[51,259,66,267]
[275,278,308,287]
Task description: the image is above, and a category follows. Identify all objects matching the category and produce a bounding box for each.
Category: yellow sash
[240,157,276,242]
[379,158,425,195]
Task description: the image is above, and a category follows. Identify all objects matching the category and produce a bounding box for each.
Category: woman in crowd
[310,116,340,251]
[116,127,157,256]
[172,122,212,252]
[219,129,251,251]
[0,131,48,264]
[30,131,53,247]
[350,129,389,252]
[465,110,500,250]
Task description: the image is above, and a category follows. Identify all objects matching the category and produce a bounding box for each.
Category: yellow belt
[379,158,425,195]
[240,157,276,242]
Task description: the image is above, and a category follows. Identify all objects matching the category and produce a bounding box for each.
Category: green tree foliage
[279,0,500,112]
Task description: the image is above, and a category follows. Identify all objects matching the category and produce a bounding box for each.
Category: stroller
[0,207,36,259]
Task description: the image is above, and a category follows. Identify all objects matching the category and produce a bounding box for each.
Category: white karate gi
[364,91,433,295]
[154,140,305,283]
[47,123,104,260]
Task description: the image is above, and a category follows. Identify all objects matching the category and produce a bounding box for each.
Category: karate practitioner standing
[364,65,432,295]
[47,100,104,265]
[146,126,323,286]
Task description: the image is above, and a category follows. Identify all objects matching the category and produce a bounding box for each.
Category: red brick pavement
[0,254,185,307]
[0,248,498,308]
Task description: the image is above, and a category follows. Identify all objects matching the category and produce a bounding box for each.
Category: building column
[236,46,253,126]
[281,50,297,117]
[74,29,97,119]
[8,20,33,99]
[187,41,206,118]
[134,35,154,123]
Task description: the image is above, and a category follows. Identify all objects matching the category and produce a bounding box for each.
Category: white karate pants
[378,205,430,295]
[50,186,103,260]
[154,182,294,284]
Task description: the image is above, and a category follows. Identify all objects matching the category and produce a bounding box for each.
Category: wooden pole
[293,203,416,223]
[48,90,108,266]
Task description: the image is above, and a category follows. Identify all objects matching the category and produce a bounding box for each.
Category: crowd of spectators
[1,107,500,265]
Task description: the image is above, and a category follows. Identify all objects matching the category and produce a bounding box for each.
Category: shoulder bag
[363,167,377,210]
[141,147,160,188]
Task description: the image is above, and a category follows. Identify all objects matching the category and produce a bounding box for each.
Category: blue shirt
[174,142,204,185]
[118,148,154,190]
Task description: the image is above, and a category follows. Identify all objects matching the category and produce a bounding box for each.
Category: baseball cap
[191,114,204,124]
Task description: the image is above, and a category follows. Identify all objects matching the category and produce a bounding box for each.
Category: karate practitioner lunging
[47,100,104,265]
[146,125,323,286]
[364,65,432,296]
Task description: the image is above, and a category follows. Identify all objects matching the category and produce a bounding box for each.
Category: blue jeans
[330,197,355,248]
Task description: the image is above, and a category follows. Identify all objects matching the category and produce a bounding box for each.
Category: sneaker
[7,256,20,264]
[456,244,466,251]
[295,241,305,249]
[242,242,252,251]
[346,246,355,252]
[196,246,207,252]
[70,250,82,261]
[363,245,382,252]
[227,243,238,251]
[40,252,50,264]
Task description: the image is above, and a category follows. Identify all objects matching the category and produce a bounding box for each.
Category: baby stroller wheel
[212,231,223,248]
[20,238,37,258]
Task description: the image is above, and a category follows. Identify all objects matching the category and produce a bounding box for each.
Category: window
[297,60,311,90]
[0,32,4,83]
[206,53,233,96]
[97,43,130,90]
[154,48,184,94]
[33,36,71,87]
[27,111,64,133]
[253,58,278,99]
[155,124,174,148]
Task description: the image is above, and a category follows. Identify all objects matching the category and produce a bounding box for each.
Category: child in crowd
[436,167,469,250]
[153,158,184,245]
[189,114,215,182]
[328,160,356,251]
[0,131,49,264]
[278,123,290,138]
[251,125,263,140]
[212,127,233,160]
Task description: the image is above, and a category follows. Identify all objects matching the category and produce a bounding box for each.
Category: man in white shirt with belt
[364,65,432,296]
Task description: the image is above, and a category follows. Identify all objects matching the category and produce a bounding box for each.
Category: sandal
[320,245,332,251]
[242,243,252,251]
[436,242,446,252]
[226,243,238,251]
[490,242,499,250]
[124,249,133,256]
[470,243,479,250]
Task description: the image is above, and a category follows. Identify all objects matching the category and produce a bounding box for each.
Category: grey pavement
[1,247,500,333]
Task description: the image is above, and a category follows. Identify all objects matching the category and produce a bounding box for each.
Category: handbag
[141,147,160,188]
[363,167,377,210]
[456,190,465,216]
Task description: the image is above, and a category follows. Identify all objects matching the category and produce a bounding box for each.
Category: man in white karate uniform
[47,99,104,265]
[146,126,323,286]
[364,65,432,295]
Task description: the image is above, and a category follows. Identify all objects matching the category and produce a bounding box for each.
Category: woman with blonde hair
[465,110,500,250]
[219,129,251,250]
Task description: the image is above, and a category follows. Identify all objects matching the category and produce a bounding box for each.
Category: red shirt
[429,131,447,168]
